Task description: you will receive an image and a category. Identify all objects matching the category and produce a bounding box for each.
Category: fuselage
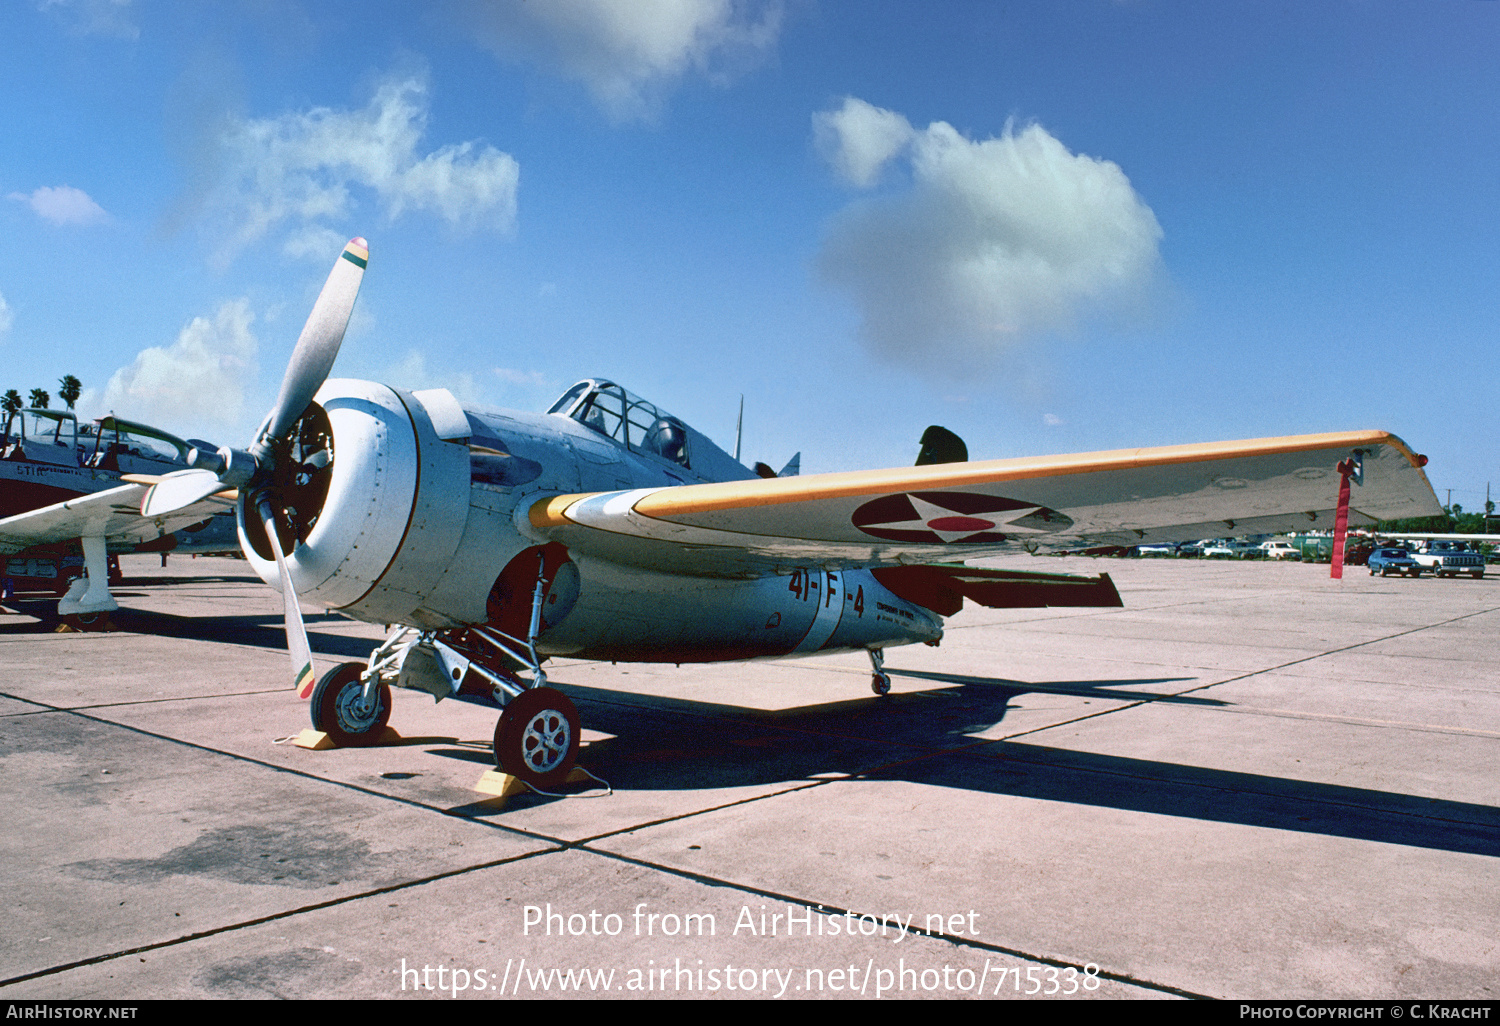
[241,379,943,664]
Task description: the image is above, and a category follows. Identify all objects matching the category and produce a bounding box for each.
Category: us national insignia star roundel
[851,491,1073,544]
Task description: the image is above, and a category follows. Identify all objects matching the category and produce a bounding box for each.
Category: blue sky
[2,1,1496,511]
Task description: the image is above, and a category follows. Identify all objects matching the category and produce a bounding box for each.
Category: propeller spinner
[141,237,369,692]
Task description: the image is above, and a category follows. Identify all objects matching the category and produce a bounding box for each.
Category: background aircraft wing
[527,429,1441,577]
[0,482,236,555]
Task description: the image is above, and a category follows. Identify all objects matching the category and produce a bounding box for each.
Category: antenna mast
[733,395,744,463]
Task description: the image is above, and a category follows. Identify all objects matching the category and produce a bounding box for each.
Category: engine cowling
[238,379,481,627]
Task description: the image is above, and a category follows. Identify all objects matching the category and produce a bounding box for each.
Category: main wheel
[60,611,113,633]
[871,673,892,696]
[494,687,579,788]
[310,662,391,747]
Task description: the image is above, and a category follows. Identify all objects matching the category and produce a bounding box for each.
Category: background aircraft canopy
[3,408,77,449]
[88,416,192,471]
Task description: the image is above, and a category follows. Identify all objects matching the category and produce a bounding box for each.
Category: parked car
[1367,547,1421,577]
[1261,541,1301,560]
[1134,542,1179,557]
[1201,540,1234,559]
[1411,540,1486,579]
[1204,539,1262,559]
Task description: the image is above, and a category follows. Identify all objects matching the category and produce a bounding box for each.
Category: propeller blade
[262,237,368,445]
[258,495,315,698]
[141,468,230,517]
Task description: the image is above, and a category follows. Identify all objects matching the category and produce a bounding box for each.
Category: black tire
[494,687,579,788]
[310,662,391,747]
[61,611,112,632]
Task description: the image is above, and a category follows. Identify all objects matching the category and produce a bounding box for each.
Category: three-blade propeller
[141,238,369,692]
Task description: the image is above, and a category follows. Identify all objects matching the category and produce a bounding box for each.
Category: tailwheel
[310,661,392,747]
[868,648,892,696]
[494,687,579,789]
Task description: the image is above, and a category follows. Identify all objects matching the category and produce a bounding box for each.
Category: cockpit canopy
[1,410,191,471]
[548,379,691,468]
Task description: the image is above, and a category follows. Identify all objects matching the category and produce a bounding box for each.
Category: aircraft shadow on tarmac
[118,572,266,587]
[436,675,1500,860]
[10,599,1494,859]
[0,603,380,660]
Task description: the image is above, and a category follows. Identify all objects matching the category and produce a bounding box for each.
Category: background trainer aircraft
[1,409,238,624]
[132,238,1441,788]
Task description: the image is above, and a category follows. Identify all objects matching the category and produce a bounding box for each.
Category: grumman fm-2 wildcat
[122,238,1440,788]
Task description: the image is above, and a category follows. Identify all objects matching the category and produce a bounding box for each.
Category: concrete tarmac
[1,554,1496,1000]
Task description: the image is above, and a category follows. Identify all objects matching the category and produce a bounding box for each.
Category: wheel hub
[335,681,382,732]
[519,710,571,774]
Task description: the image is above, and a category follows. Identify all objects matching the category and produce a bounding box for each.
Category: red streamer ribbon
[1330,458,1355,579]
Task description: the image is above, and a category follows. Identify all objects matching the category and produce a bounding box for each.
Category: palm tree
[28,388,50,409]
[1,390,21,416]
[58,375,82,410]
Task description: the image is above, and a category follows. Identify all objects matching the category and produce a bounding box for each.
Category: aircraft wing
[0,481,236,555]
[527,429,1441,577]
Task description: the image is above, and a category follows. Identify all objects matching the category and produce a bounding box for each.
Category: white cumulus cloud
[204,72,519,264]
[0,291,12,335]
[8,185,111,226]
[816,99,1163,373]
[280,225,350,263]
[459,0,782,121]
[101,299,258,430]
[814,97,915,188]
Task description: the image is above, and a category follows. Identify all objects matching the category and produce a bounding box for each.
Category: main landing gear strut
[309,554,581,788]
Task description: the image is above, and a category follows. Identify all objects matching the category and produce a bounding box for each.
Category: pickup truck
[1261,541,1301,560]
[1410,540,1485,579]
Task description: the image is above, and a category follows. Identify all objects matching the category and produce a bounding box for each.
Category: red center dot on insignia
[927,517,995,531]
